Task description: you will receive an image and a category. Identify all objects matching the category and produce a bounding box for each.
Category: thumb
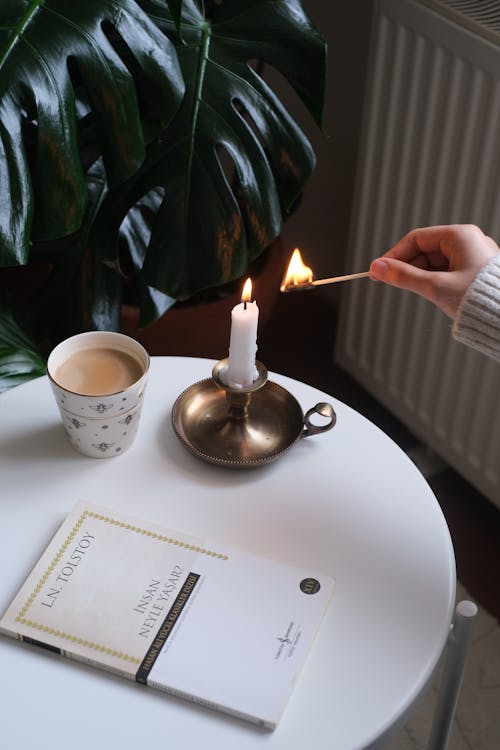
[370,257,436,300]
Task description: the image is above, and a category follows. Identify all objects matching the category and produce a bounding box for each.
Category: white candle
[226,278,259,388]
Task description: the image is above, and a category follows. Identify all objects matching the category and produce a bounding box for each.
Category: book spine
[2,625,276,729]
[0,625,22,641]
[9,629,277,729]
[0,627,62,656]
[7,631,137,683]
[147,679,276,731]
[63,650,137,681]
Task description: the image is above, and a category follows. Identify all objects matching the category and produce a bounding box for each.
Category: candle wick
[244,301,247,310]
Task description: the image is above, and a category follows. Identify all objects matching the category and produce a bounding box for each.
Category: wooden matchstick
[280,269,371,292]
[311,271,370,286]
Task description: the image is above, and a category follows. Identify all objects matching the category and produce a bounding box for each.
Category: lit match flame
[280,248,314,292]
[241,277,253,303]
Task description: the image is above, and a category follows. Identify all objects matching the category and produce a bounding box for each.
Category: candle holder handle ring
[302,402,336,437]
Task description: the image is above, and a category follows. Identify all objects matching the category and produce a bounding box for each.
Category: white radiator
[335,0,500,508]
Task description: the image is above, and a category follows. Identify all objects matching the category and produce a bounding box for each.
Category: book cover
[0,501,334,729]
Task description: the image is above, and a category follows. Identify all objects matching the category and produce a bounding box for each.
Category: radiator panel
[335,0,500,507]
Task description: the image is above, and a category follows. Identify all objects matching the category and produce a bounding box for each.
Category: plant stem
[185,22,211,222]
[0,0,45,68]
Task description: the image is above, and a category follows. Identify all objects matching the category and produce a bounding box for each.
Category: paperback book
[0,501,334,729]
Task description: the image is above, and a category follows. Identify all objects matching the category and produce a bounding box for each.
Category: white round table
[0,357,455,750]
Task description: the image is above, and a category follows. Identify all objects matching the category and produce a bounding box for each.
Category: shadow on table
[3,635,271,736]
[0,423,72,461]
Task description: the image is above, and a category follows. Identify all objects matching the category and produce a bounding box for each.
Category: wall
[273,1,374,292]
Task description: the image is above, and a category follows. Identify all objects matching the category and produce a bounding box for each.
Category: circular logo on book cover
[300,578,321,594]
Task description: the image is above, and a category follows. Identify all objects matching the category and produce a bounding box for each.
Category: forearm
[452,254,500,362]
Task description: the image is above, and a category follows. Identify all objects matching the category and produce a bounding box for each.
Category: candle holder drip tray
[171,359,336,468]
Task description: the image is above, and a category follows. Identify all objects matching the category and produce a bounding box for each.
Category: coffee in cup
[53,347,144,396]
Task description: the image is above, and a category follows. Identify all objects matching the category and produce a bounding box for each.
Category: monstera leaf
[92,0,326,301]
[0,0,325,389]
[117,187,177,327]
[0,0,184,266]
[0,303,46,392]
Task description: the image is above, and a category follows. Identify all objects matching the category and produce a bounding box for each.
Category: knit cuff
[452,254,500,362]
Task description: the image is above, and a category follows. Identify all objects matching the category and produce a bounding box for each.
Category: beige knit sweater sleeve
[452,253,500,362]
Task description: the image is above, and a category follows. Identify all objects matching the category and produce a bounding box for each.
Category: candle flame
[280,248,314,292]
[241,277,253,303]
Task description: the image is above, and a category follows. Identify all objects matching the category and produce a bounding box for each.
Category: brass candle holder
[171,358,336,468]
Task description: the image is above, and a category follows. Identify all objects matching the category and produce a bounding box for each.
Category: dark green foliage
[0,0,325,389]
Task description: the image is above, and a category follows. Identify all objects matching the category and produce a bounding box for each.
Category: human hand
[369,224,499,319]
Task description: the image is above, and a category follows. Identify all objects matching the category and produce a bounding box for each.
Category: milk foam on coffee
[54,347,144,395]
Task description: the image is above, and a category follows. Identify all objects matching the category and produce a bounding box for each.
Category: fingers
[384,224,488,264]
[384,226,454,262]
[370,257,438,303]
[369,224,500,319]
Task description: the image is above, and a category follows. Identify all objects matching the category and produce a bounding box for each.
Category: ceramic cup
[47,331,150,458]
